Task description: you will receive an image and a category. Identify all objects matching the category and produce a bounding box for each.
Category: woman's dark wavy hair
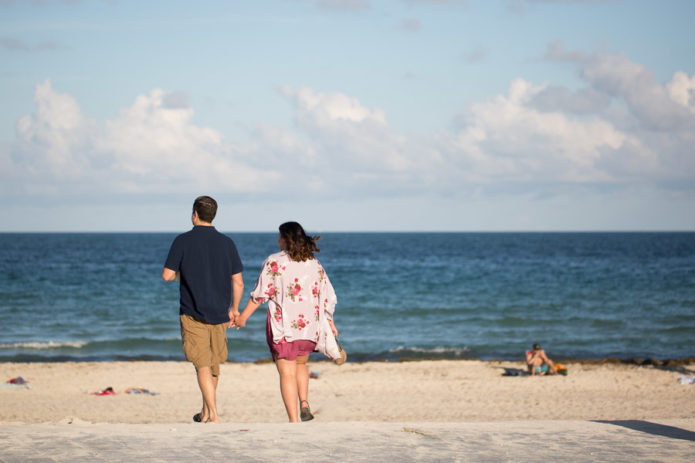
[279,221,320,262]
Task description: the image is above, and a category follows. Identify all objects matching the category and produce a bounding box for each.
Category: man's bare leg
[196,366,220,423]
[199,374,219,422]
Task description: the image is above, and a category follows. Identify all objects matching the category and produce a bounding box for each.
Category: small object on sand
[125,387,159,395]
[309,371,321,379]
[7,376,27,385]
[193,413,202,422]
[502,368,526,377]
[2,376,30,389]
[677,376,695,385]
[554,363,568,376]
[92,386,116,396]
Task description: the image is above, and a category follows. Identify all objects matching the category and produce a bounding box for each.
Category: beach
[2,360,695,462]
[2,359,694,424]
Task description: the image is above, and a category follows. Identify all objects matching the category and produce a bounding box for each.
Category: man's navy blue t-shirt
[164,226,243,324]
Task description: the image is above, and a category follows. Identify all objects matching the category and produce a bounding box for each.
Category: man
[525,343,557,375]
[162,196,244,423]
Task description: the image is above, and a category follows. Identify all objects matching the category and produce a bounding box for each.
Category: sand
[1,359,694,424]
[1,420,694,463]
[1,360,694,462]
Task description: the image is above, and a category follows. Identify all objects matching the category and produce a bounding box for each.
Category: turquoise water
[1,232,694,362]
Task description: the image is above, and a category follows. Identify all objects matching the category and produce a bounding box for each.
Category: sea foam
[0,341,88,350]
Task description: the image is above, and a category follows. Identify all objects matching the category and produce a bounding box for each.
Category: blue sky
[1,0,694,232]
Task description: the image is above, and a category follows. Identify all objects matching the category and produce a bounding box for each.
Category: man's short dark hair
[193,196,217,223]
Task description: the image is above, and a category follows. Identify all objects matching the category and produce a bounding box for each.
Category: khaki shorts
[180,314,228,376]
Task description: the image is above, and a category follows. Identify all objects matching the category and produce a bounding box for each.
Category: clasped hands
[227,311,245,330]
[228,308,339,337]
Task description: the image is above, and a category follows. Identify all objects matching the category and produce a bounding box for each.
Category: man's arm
[162,267,178,281]
[228,272,244,324]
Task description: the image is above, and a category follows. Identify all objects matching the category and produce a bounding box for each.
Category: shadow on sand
[593,420,695,442]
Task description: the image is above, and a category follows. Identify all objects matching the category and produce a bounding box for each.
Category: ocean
[1,232,694,363]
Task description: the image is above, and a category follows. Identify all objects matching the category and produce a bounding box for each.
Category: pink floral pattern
[287,278,304,302]
[291,314,309,330]
[250,250,337,344]
[273,305,282,323]
[266,261,285,277]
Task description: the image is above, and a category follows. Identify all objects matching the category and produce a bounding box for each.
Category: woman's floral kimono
[250,251,337,345]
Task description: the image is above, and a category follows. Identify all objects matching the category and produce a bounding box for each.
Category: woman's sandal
[300,400,314,422]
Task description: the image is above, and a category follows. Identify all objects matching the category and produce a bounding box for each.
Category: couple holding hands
[163,196,340,424]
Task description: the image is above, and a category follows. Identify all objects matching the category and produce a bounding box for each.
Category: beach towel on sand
[126,387,159,395]
[502,368,527,376]
[91,387,115,396]
[2,377,30,389]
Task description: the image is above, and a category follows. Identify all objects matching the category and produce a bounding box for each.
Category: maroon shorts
[266,311,316,361]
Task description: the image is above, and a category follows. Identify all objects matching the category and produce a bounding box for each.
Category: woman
[234,222,338,422]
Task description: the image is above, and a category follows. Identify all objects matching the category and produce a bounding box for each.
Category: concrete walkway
[1,419,694,463]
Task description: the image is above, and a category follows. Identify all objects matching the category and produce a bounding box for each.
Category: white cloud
[5,48,695,207]
[546,43,695,131]
[443,78,629,186]
[282,85,386,124]
[544,43,695,185]
[530,86,610,115]
[280,86,418,175]
[667,71,695,112]
[14,79,93,176]
[6,80,272,198]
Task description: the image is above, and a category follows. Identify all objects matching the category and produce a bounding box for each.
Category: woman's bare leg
[296,354,310,406]
[276,359,299,422]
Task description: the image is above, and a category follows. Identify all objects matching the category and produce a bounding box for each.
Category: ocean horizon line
[1,230,694,234]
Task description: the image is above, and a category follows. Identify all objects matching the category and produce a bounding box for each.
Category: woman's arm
[328,319,338,337]
[235,297,262,329]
